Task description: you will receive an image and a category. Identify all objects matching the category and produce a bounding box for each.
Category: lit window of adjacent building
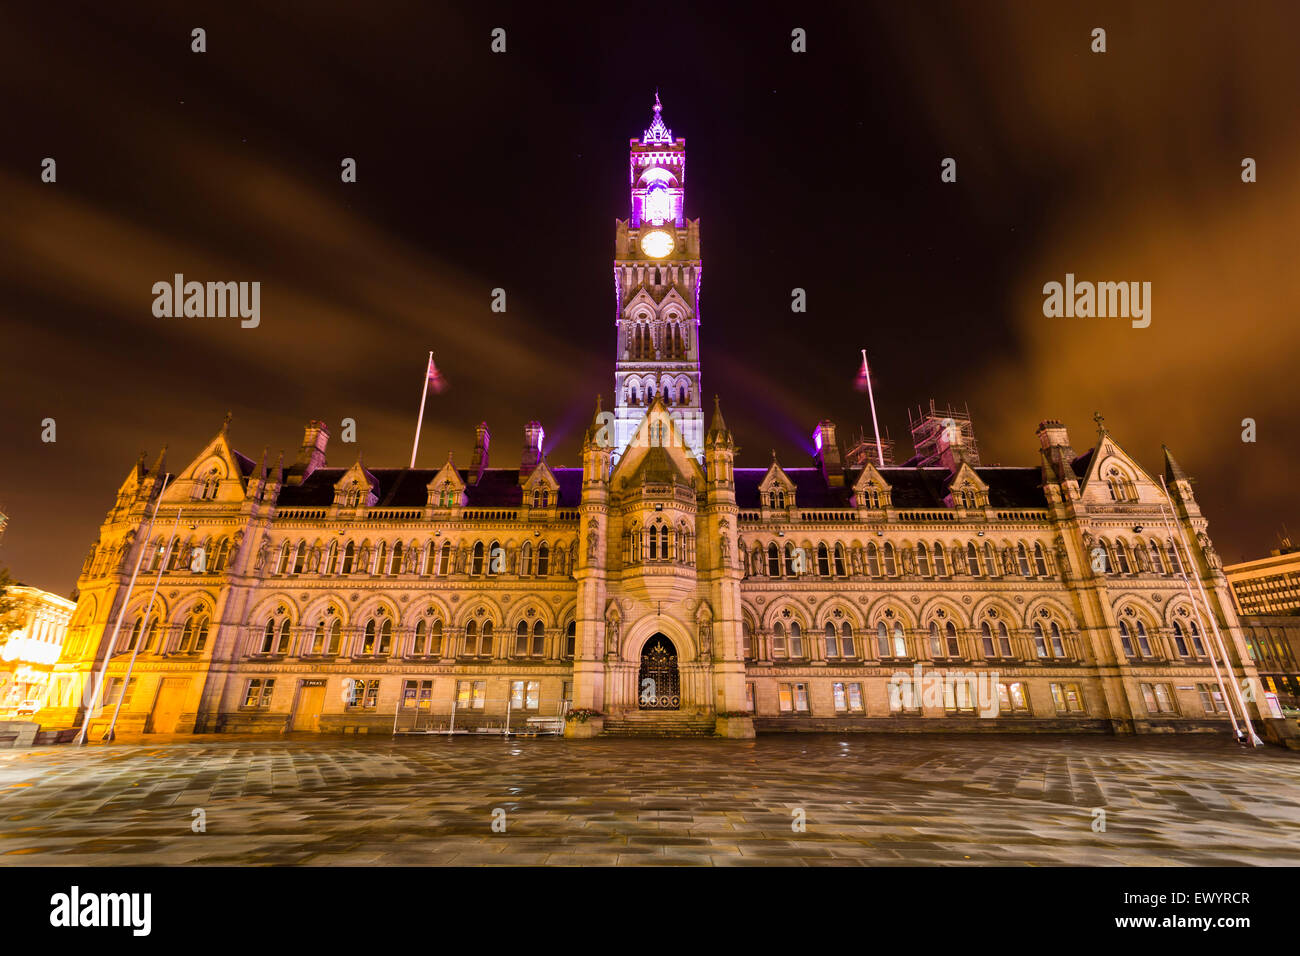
[1139,682,1176,714]
[457,680,486,710]
[833,681,864,713]
[1050,682,1086,714]
[510,680,540,710]
[1196,683,1227,714]
[777,682,809,714]
[243,678,275,708]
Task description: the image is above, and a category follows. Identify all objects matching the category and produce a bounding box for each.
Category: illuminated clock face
[640,230,674,258]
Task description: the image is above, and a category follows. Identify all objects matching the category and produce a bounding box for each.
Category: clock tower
[612,94,704,461]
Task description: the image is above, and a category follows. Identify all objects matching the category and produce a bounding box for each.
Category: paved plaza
[1,734,1298,866]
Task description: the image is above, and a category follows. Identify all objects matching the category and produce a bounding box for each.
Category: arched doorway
[638,634,680,710]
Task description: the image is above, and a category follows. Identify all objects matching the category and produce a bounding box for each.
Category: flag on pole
[853,351,872,392]
[425,353,448,394]
[410,350,446,469]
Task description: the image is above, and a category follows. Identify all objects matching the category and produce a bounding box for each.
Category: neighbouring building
[1225,547,1300,707]
[1,585,76,715]
[36,98,1282,741]
[1225,546,1300,617]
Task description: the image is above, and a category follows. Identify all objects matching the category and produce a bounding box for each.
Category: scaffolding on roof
[908,400,981,468]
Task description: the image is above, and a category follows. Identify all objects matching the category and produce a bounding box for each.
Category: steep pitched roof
[274,467,583,509]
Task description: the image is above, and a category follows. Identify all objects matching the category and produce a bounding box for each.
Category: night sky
[3,1,1298,594]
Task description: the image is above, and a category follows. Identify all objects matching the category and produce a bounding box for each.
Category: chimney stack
[469,422,490,485]
[287,420,328,485]
[813,420,844,487]
[1036,419,1073,456]
[520,421,545,481]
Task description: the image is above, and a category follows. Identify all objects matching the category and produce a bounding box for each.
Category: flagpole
[76,473,170,746]
[861,349,884,467]
[104,507,182,741]
[1155,484,1241,742]
[1161,476,1264,747]
[410,350,433,469]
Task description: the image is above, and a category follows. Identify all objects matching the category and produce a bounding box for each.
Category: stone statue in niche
[902,548,916,575]
[1055,539,1072,577]
[255,537,270,572]
[605,615,620,659]
[587,529,599,561]
[699,620,713,658]
[1002,547,1016,575]
[719,535,731,568]
[1196,532,1221,569]
[1134,545,1150,572]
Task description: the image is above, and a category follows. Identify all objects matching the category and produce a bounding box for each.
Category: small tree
[0,566,24,649]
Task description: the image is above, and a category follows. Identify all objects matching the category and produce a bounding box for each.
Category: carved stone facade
[34,99,1276,739]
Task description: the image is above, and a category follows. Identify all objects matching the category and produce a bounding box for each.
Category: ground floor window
[1140,682,1176,714]
[997,681,1030,714]
[562,680,573,703]
[103,677,137,708]
[944,678,976,713]
[745,682,755,713]
[832,681,863,713]
[401,679,433,710]
[1050,682,1086,714]
[778,682,809,714]
[457,680,486,710]
[243,678,275,708]
[510,680,540,710]
[345,678,380,709]
[1197,683,1227,714]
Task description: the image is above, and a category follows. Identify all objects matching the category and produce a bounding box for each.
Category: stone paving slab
[0,734,1297,865]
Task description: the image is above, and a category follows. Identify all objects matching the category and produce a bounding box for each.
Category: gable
[1078,435,1162,505]
[165,432,249,503]
[610,399,704,486]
